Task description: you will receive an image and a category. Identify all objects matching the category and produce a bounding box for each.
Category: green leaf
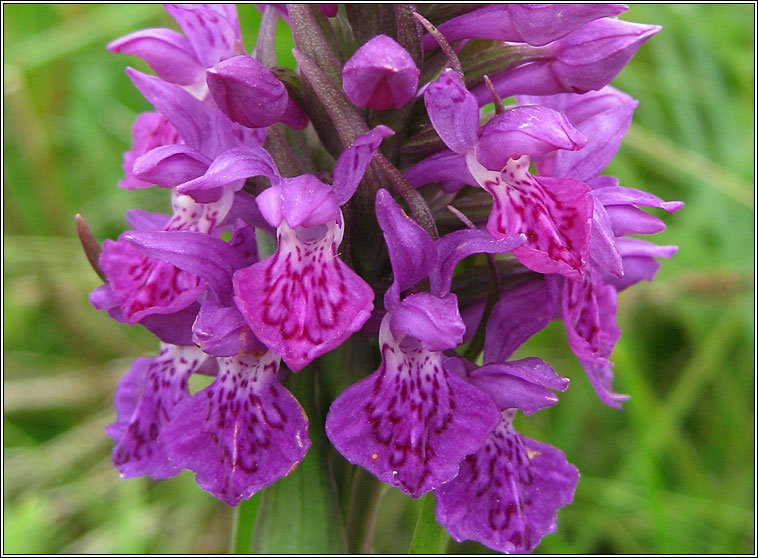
[408,493,449,554]
[252,370,347,554]
[231,492,262,554]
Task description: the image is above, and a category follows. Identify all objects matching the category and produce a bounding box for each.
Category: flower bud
[206,55,288,128]
[474,19,660,102]
[342,34,419,110]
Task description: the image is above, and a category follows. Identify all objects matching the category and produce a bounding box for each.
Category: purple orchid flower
[94,189,234,327]
[435,355,577,553]
[410,69,593,281]
[160,351,311,506]
[106,343,217,480]
[233,126,393,372]
[326,189,524,497]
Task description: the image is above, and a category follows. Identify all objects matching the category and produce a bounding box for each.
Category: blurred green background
[3,4,754,554]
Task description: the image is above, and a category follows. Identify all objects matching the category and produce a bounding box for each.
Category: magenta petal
[106,344,212,480]
[333,126,394,205]
[466,358,568,415]
[133,144,211,187]
[192,300,265,357]
[119,112,180,190]
[207,55,288,128]
[375,189,436,307]
[476,106,586,172]
[122,230,244,307]
[435,416,579,554]
[161,352,310,505]
[606,205,666,236]
[593,185,685,214]
[424,4,627,48]
[125,209,170,231]
[468,155,592,280]
[343,34,420,110]
[164,4,242,68]
[404,150,474,189]
[176,146,280,197]
[233,218,374,372]
[389,292,465,351]
[590,199,623,278]
[484,276,560,364]
[100,236,206,325]
[431,228,526,297]
[126,68,215,154]
[425,69,480,154]
[326,316,500,498]
[562,268,626,406]
[603,237,677,291]
[549,88,638,181]
[108,28,204,85]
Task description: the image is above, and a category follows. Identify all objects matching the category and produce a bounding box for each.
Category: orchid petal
[233,218,374,372]
[161,352,310,506]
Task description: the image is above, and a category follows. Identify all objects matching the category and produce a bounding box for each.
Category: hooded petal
[404,150,475,189]
[476,105,586,172]
[161,352,310,505]
[233,217,374,372]
[389,292,465,352]
[192,300,265,357]
[106,344,213,480]
[326,315,500,498]
[435,416,579,554]
[424,69,480,154]
[343,34,420,110]
[206,55,289,128]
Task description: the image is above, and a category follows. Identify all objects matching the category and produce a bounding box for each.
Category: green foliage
[3,4,754,554]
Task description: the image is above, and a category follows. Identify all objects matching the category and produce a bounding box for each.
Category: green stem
[408,493,449,554]
[231,491,263,554]
[346,468,386,553]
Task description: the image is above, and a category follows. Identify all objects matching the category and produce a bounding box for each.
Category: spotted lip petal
[325,315,500,498]
[233,217,374,372]
[435,416,579,554]
[106,344,213,480]
[161,352,310,506]
[467,154,592,281]
[562,267,626,407]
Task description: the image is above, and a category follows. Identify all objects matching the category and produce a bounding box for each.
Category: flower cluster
[81,4,680,553]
